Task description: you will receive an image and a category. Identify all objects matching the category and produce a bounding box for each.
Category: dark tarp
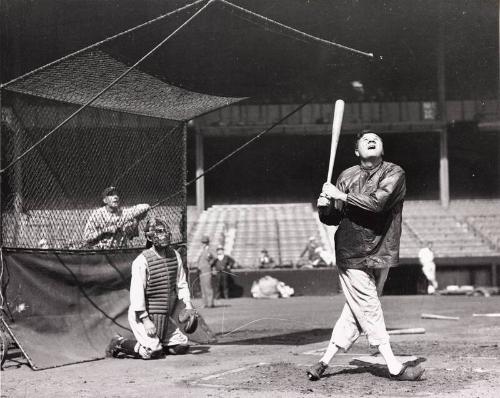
[1,248,215,370]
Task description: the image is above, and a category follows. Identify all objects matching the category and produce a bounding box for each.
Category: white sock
[319,342,339,365]
[378,343,403,375]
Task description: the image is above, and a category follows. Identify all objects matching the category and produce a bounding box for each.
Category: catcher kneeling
[106,217,198,359]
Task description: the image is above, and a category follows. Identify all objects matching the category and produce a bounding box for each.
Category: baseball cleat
[390,363,425,381]
[105,334,124,358]
[306,361,328,381]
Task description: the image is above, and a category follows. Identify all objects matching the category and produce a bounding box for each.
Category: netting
[0,1,243,250]
[0,0,372,250]
[0,90,186,249]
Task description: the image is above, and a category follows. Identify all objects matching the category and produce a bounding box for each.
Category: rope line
[217,0,374,58]
[0,0,214,176]
[1,0,372,91]
[0,0,373,177]
[0,0,208,89]
[221,317,311,337]
[150,98,314,209]
[113,122,184,186]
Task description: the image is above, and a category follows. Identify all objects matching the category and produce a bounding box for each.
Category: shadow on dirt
[214,328,331,345]
[330,356,428,380]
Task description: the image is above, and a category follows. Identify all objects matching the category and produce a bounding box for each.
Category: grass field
[2,295,500,397]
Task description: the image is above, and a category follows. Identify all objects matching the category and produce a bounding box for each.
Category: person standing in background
[196,235,216,308]
[213,245,235,299]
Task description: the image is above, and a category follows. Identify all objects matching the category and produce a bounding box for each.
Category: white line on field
[302,348,368,356]
[199,362,269,381]
[193,383,227,388]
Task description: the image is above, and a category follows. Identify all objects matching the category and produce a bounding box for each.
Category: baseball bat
[326,99,345,183]
[387,327,426,335]
[472,313,500,317]
[421,313,460,320]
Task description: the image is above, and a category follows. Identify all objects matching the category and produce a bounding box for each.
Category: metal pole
[498,0,500,195]
[437,9,449,208]
[182,122,188,245]
[195,126,205,212]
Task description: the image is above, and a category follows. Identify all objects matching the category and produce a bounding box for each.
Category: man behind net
[307,130,424,382]
[105,217,197,359]
[83,186,150,249]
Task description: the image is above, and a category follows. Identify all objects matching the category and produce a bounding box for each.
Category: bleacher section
[187,204,327,268]
[188,200,500,268]
[403,200,500,257]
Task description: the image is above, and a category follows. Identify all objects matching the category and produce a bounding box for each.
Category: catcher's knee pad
[165,344,189,355]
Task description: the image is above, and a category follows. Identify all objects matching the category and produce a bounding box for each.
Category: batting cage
[1,0,371,369]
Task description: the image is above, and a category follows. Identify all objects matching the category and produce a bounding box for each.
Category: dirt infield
[2,295,500,397]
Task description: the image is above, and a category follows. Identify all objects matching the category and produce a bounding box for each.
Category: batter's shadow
[323,357,427,380]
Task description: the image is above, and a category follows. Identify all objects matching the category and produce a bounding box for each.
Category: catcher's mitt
[178,308,199,334]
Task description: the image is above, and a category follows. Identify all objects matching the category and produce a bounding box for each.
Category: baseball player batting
[307,122,424,381]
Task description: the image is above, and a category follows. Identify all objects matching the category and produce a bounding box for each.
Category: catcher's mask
[144,218,171,248]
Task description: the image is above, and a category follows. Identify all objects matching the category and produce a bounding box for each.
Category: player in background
[196,235,216,308]
[307,130,424,381]
[419,242,438,294]
[83,186,150,249]
[213,245,235,300]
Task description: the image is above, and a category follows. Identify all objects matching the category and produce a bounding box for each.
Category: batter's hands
[142,318,157,337]
[322,182,347,201]
[317,195,330,207]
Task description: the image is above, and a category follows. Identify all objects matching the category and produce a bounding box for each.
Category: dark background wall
[187,128,500,206]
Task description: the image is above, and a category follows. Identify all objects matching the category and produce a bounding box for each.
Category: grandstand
[188,203,323,268]
[187,199,500,268]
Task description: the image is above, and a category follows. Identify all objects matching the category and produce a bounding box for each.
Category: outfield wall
[190,256,500,297]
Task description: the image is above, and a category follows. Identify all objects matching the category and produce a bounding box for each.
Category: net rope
[0,0,371,250]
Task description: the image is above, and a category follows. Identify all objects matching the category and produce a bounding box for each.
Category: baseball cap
[201,235,210,244]
[102,186,118,198]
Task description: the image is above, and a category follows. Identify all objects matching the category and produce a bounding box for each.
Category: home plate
[352,355,417,366]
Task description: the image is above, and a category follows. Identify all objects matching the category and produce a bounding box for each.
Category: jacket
[318,161,406,269]
[213,255,235,271]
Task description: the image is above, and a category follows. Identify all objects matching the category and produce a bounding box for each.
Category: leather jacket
[318,161,406,269]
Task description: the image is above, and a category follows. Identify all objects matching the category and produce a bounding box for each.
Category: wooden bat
[421,313,460,320]
[472,313,500,317]
[387,327,426,335]
[326,99,345,183]
[362,327,425,336]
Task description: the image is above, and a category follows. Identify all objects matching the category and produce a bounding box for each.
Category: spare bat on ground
[421,313,459,320]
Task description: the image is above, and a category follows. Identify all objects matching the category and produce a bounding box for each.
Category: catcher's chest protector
[143,248,178,315]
